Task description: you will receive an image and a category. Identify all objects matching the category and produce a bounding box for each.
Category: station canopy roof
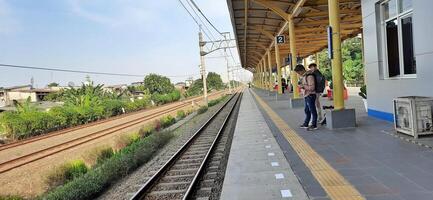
[227,0,362,71]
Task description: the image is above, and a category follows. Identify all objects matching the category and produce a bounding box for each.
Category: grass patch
[160,115,176,128]
[197,106,208,114]
[208,95,228,107]
[137,123,155,138]
[45,160,88,189]
[43,132,173,200]
[82,146,114,167]
[176,110,186,120]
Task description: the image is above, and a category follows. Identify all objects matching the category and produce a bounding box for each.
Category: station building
[362,0,432,121]
[227,0,429,123]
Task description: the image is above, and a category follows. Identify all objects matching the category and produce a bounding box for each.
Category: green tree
[316,37,364,84]
[186,78,203,97]
[48,82,59,87]
[206,72,224,90]
[143,74,175,94]
[185,72,224,97]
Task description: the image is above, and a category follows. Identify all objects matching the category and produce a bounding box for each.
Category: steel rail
[0,101,192,174]
[129,92,241,200]
[182,92,242,200]
[0,91,225,152]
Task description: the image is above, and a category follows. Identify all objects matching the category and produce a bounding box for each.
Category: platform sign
[286,54,291,65]
[276,35,285,44]
[327,26,333,59]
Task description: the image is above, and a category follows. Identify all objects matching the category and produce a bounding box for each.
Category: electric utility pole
[199,26,208,105]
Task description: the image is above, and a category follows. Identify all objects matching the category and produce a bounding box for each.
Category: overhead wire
[189,0,223,35]
[177,0,214,51]
[185,0,217,41]
[0,63,199,78]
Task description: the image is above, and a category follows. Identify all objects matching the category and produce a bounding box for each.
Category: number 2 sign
[276,35,285,44]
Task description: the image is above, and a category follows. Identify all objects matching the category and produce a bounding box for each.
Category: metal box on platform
[393,96,433,138]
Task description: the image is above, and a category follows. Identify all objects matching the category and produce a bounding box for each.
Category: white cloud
[0,0,19,34]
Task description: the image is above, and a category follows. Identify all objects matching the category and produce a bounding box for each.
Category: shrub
[83,146,114,167]
[151,90,181,105]
[138,124,155,138]
[160,115,176,128]
[153,119,162,132]
[208,95,228,107]
[176,110,186,120]
[197,106,208,114]
[43,132,173,200]
[45,160,88,189]
[114,134,135,150]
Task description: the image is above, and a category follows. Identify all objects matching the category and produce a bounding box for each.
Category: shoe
[299,124,309,129]
[307,126,318,131]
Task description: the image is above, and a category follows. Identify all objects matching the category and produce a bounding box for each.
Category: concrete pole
[361,32,366,85]
[199,28,208,105]
[262,58,267,89]
[289,19,300,98]
[258,62,262,88]
[329,0,344,110]
[316,52,320,68]
[259,60,263,88]
[267,50,273,91]
[303,57,307,68]
[275,43,282,94]
[225,51,232,94]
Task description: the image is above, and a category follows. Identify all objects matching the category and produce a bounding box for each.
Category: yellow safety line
[251,90,364,200]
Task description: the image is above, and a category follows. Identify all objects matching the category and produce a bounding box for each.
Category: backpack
[306,70,326,93]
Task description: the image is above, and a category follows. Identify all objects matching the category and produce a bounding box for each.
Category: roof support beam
[251,0,291,22]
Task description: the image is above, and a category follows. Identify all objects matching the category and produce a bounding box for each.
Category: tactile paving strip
[251,90,365,200]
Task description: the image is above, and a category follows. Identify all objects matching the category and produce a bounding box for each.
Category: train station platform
[221,90,309,200]
[223,88,433,200]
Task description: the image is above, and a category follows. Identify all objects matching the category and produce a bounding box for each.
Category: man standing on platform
[308,63,325,121]
[295,64,318,130]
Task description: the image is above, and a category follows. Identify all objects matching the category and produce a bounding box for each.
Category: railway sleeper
[166,168,198,176]
[203,172,217,180]
[144,189,185,200]
[193,187,213,198]
[161,174,194,183]
[196,179,215,188]
[182,151,209,156]
[187,146,212,151]
[153,181,190,191]
[190,142,213,147]
[171,163,201,170]
[176,157,204,165]
[180,154,205,160]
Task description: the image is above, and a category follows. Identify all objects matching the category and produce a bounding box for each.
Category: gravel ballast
[97,96,231,200]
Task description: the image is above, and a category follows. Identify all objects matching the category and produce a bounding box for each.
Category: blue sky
[0,0,247,88]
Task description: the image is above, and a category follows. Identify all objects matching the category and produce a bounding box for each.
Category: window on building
[380,0,415,78]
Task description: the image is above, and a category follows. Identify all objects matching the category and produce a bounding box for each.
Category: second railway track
[130,91,242,200]
[0,91,226,174]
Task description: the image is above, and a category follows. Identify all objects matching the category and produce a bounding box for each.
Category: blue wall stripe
[368,108,394,122]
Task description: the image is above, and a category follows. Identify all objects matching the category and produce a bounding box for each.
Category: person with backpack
[308,63,325,121]
[294,64,318,130]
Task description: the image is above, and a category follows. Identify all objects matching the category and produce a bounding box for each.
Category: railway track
[0,91,224,152]
[130,91,242,200]
[0,91,226,174]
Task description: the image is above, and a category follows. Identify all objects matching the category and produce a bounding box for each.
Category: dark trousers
[303,94,317,127]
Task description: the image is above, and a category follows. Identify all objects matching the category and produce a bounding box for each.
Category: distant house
[0,85,57,107]
[175,82,187,91]
[131,82,144,86]
[103,84,127,94]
